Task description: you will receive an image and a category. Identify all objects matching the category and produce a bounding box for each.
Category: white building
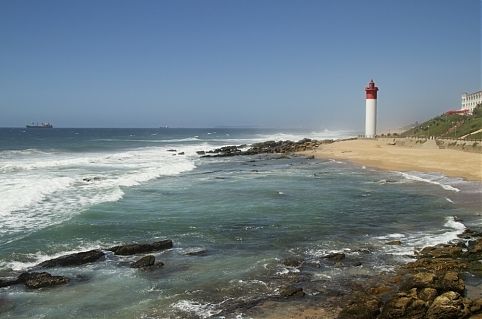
[461,90,482,113]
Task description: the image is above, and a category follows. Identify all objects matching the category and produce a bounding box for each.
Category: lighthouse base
[365,99,377,138]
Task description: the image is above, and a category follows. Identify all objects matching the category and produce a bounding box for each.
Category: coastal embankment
[300,138,482,182]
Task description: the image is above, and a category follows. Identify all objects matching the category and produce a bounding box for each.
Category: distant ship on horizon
[26,122,53,128]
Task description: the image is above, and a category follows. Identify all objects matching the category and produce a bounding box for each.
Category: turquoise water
[0,128,481,318]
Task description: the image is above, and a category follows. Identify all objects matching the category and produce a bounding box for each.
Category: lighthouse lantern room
[365,80,379,138]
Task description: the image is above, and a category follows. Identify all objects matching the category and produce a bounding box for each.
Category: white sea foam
[198,130,354,146]
[172,300,222,318]
[375,233,406,240]
[255,130,354,142]
[380,216,466,256]
[0,145,198,240]
[0,242,107,271]
[399,172,461,192]
[92,137,201,143]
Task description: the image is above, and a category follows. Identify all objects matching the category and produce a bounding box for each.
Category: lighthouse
[365,79,379,138]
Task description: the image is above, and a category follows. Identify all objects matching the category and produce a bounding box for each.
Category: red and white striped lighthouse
[365,80,379,138]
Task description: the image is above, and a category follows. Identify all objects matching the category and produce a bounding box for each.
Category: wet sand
[300,138,482,182]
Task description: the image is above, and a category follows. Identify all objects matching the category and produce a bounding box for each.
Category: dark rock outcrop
[130,255,155,268]
[17,272,69,289]
[108,240,173,255]
[201,138,334,158]
[38,249,105,268]
[0,278,18,288]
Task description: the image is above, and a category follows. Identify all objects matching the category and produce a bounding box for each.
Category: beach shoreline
[299,138,482,182]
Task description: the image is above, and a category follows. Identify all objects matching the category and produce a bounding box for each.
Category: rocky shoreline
[2,230,480,318]
[195,139,482,318]
[335,229,482,319]
[197,138,334,157]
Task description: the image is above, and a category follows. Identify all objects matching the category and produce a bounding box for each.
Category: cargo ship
[26,122,53,128]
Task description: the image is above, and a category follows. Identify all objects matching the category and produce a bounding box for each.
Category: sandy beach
[301,138,482,182]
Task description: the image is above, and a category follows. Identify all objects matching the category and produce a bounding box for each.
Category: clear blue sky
[0,0,480,129]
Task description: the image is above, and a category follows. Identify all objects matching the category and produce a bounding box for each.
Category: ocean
[0,128,481,318]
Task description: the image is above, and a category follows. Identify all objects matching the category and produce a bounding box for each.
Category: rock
[426,291,471,319]
[386,240,402,245]
[167,149,177,152]
[401,272,437,291]
[418,288,439,303]
[440,271,465,294]
[469,238,482,254]
[379,290,427,319]
[470,298,482,314]
[458,229,482,239]
[400,270,465,294]
[185,249,208,256]
[419,244,463,259]
[130,255,155,268]
[201,139,333,158]
[279,286,305,298]
[403,258,468,273]
[196,151,205,155]
[370,284,394,296]
[323,252,345,262]
[17,272,69,289]
[282,256,304,267]
[338,293,382,319]
[140,262,165,271]
[38,249,105,268]
[0,278,18,288]
[177,152,185,155]
[108,240,173,255]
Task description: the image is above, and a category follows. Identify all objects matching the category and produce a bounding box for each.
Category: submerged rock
[38,249,105,268]
[282,256,304,267]
[185,249,208,256]
[386,240,402,245]
[18,272,69,289]
[0,278,18,288]
[108,240,173,255]
[323,253,346,262]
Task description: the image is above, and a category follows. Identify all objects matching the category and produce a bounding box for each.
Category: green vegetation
[401,104,482,139]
